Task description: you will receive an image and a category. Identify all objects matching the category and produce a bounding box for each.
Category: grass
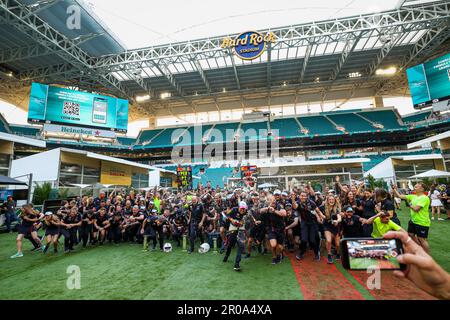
[395,203,450,272]
[0,203,448,300]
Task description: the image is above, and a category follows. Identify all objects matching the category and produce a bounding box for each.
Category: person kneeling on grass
[361,211,402,238]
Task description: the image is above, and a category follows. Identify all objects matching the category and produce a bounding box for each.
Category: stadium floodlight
[375,67,397,76]
[160,92,171,99]
[136,95,150,102]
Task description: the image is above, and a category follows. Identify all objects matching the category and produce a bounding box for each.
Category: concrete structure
[9,148,177,190]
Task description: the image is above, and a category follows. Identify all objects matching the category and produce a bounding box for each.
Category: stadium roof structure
[0,0,450,120]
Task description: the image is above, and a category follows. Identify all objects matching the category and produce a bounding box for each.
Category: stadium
[0,0,450,302]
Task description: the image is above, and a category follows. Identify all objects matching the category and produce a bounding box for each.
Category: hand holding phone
[340,237,406,271]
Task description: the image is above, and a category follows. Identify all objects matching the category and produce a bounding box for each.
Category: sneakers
[431,217,435,220]
[244,253,251,259]
[223,255,229,263]
[335,254,341,261]
[327,254,333,264]
[276,254,282,264]
[315,252,321,261]
[438,218,445,221]
[295,254,304,261]
[233,264,241,271]
[271,258,277,265]
[10,252,23,259]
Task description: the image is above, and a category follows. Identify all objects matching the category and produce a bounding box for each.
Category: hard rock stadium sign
[220,31,277,60]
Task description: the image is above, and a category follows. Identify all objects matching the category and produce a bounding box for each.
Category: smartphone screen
[92,97,108,124]
[341,238,405,270]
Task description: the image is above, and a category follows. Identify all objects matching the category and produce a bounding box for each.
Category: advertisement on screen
[406,52,450,108]
[28,83,129,132]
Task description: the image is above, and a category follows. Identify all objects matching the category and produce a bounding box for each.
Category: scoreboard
[176,165,193,190]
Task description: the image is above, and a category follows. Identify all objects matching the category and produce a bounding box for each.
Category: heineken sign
[221,31,277,60]
[43,124,116,138]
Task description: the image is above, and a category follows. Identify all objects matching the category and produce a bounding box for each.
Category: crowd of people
[4,176,442,273]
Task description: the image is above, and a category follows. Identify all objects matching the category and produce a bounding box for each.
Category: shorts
[407,220,429,239]
[18,225,35,236]
[268,229,285,244]
[249,224,265,242]
[45,228,60,236]
[323,222,339,236]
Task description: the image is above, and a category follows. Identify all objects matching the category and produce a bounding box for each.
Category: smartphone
[340,238,406,271]
[92,97,108,124]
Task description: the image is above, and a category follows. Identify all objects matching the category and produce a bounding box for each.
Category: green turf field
[0,204,448,300]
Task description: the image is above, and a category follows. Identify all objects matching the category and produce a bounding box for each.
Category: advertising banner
[43,123,117,138]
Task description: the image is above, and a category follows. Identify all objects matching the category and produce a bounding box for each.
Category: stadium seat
[117,137,136,146]
[206,122,240,143]
[402,111,432,123]
[270,118,304,139]
[360,110,403,130]
[238,121,269,141]
[327,113,376,133]
[297,115,341,136]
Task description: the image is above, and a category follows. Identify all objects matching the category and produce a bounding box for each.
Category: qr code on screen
[63,101,80,116]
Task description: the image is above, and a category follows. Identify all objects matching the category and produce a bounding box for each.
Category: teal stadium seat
[327,113,376,133]
[207,122,240,143]
[239,121,269,141]
[360,110,403,130]
[117,137,136,146]
[270,118,304,139]
[297,116,341,136]
[402,111,432,123]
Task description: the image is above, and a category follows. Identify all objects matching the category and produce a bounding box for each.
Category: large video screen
[28,83,129,132]
[406,52,450,109]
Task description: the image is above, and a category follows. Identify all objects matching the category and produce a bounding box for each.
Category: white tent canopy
[258,183,278,189]
[409,169,450,179]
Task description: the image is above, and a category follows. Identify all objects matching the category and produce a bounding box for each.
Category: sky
[84,0,406,49]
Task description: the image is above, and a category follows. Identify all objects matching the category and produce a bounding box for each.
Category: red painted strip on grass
[348,270,436,300]
[288,252,365,300]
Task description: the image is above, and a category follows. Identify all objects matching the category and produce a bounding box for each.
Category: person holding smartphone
[392,183,431,253]
[383,230,450,300]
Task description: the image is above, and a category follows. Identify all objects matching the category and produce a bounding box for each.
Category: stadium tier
[402,110,433,123]
[3,108,449,151]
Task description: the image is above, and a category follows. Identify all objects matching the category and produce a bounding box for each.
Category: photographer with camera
[1,195,17,233]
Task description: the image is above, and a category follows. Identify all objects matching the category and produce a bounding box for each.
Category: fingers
[393,270,406,278]
[383,230,421,253]
[397,253,433,269]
